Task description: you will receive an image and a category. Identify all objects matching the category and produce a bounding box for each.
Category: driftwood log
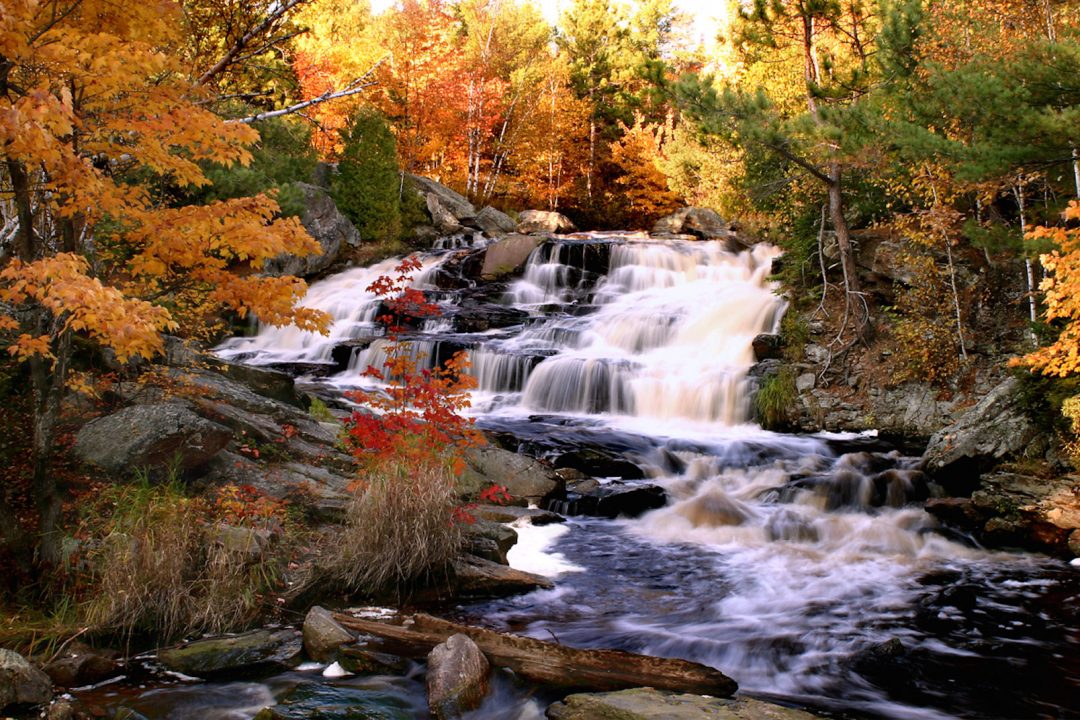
[333,612,737,697]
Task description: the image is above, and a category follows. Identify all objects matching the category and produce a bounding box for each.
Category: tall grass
[75,478,286,642]
[324,454,463,598]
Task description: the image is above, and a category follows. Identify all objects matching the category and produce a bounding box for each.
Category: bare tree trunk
[1014,184,1038,343]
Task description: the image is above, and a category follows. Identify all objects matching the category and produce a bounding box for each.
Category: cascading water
[198,233,1077,720]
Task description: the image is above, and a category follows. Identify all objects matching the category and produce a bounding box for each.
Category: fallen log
[332,612,737,697]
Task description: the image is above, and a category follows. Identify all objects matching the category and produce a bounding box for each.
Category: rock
[74,403,232,474]
[302,606,355,663]
[923,378,1040,485]
[426,194,463,234]
[42,642,119,688]
[460,446,564,507]
[480,234,543,279]
[45,698,76,720]
[517,209,577,234]
[409,175,476,220]
[552,448,646,480]
[651,207,733,240]
[546,688,823,720]
[338,645,409,675]
[475,206,517,237]
[470,504,565,525]
[0,649,52,710]
[752,333,783,361]
[157,628,303,676]
[265,183,359,277]
[214,523,275,560]
[554,482,667,519]
[452,554,554,598]
[463,520,518,564]
[795,373,816,392]
[426,634,490,719]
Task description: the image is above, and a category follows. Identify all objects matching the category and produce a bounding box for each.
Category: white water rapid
[209,233,1077,720]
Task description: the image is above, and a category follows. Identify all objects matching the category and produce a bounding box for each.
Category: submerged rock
[0,648,53,710]
[303,606,355,663]
[426,634,490,719]
[546,688,823,720]
[158,628,303,676]
[74,403,232,474]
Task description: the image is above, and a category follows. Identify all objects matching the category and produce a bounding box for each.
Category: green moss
[755,366,797,430]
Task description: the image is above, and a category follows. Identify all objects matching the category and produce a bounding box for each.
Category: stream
[78,233,1079,719]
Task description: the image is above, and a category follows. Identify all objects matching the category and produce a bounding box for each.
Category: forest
[1,0,1080,718]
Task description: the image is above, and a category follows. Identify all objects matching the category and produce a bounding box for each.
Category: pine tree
[332,109,403,243]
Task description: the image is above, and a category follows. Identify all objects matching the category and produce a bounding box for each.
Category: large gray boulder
[74,403,232,474]
[475,206,517,237]
[460,446,564,506]
[547,688,823,720]
[410,175,476,220]
[302,606,355,663]
[517,209,577,234]
[480,234,543,279]
[922,378,1040,482]
[426,634,490,719]
[652,207,732,239]
[426,194,464,234]
[265,182,359,278]
[158,628,303,676]
[0,649,52,710]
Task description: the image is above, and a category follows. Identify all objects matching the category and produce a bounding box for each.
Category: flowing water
[98,234,1078,719]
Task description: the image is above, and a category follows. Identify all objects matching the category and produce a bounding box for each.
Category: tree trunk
[7,159,35,261]
[29,327,70,568]
[333,612,738,697]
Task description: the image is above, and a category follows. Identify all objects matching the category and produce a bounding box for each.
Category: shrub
[755,366,797,430]
[332,109,402,243]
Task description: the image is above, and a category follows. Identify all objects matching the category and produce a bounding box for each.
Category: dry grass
[324,455,463,598]
[77,479,283,642]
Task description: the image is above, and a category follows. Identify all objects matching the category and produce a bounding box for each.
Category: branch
[195,0,310,87]
[227,56,388,125]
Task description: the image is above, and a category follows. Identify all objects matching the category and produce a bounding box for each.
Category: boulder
[922,378,1040,486]
[651,207,732,239]
[475,206,517,237]
[460,446,564,507]
[546,688,823,720]
[426,634,490,719]
[43,642,119,688]
[265,182,359,278]
[0,649,52,710]
[410,175,476,220]
[470,504,565,525]
[480,234,543,279]
[426,194,463,234]
[74,403,232,474]
[552,448,646,480]
[752,333,783,361]
[157,628,303,676]
[517,209,577,234]
[302,606,355,663]
[452,554,554,598]
[338,645,409,675]
[463,519,518,564]
[556,482,667,519]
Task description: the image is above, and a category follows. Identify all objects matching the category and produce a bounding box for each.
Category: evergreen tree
[332,109,403,244]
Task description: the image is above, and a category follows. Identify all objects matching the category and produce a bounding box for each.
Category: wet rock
[923,378,1041,489]
[850,638,909,679]
[475,206,517,237]
[43,642,119,688]
[546,688,823,720]
[556,482,667,519]
[463,519,518,564]
[303,606,355,663]
[158,628,303,676]
[426,634,490,719]
[254,678,423,719]
[752,333,782,361]
[552,448,645,480]
[409,175,476,221]
[460,446,564,507]
[338,645,409,675]
[45,698,76,720]
[517,209,577,234]
[651,208,735,241]
[471,504,566,525]
[0,648,53,710]
[452,554,554,598]
[74,403,232,475]
[480,234,543,279]
[265,183,358,277]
